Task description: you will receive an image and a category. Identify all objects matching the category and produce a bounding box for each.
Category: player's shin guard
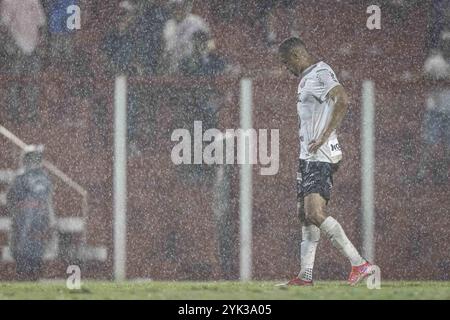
[299,225,320,281]
[320,217,365,266]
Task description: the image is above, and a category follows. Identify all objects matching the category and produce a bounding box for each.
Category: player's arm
[308,84,349,153]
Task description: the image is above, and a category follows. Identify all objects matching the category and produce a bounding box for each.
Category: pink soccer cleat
[348,261,375,286]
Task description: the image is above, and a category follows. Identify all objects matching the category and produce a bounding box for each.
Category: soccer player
[278,37,374,286]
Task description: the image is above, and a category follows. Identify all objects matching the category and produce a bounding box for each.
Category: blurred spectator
[7,145,54,281]
[101,1,142,155]
[179,31,227,182]
[180,31,226,77]
[129,0,170,151]
[134,0,169,75]
[208,0,243,21]
[382,0,422,23]
[179,31,226,129]
[410,30,450,184]
[159,0,209,75]
[101,1,138,75]
[46,0,79,65]
[0,0,46,123]
[428,0,450,50]
[255,0,299,47]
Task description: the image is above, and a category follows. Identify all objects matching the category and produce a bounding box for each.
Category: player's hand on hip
[308,135,327,154]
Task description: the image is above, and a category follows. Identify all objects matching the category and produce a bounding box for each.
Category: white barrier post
[361,80,375,262]
[239,78,253,281]
[114,75,127,281]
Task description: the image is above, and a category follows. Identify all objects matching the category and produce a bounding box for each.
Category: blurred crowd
[0,0,449,183]
[0,0,232,162]
[406,0,450,185]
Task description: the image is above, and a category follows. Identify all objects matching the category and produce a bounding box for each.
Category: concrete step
[1,245,108,262]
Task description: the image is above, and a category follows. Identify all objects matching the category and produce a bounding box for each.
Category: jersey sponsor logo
[328,137,342,158]
[330,143,341,152]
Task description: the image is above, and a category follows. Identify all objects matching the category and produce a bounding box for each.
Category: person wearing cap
[6,145,54,281]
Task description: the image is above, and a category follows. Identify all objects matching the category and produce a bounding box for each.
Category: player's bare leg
[304,193,374,286]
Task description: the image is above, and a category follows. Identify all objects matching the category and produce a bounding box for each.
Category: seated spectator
[0,0,46,123]
[410,30,450,184]
[159,0,209,75]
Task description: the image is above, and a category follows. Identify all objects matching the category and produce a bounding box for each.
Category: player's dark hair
[279,37,306,55]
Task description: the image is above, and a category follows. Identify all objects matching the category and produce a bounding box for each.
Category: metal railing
[0,124,89,259]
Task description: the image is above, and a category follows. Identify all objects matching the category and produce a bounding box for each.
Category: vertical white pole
[239,78,253,281]
[361,80,375,262]
[114,76,127,281]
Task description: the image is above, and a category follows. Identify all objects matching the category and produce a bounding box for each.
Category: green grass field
[0,281,449,300]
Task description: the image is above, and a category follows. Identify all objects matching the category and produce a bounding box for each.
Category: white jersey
[297,61,343,163]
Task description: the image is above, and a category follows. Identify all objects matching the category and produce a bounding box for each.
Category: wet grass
[0,281,448,300]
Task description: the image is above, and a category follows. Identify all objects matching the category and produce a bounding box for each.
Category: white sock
[298,225,320,281]
[320,217,365,266]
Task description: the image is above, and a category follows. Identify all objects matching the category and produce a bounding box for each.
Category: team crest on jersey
[330,72,338,83]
